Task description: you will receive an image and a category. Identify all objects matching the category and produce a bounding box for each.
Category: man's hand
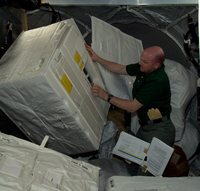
[91,85,143,113]
[85,43,99,62]
[91,84,108,101]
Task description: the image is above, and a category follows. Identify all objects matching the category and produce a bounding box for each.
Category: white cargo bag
[0,132,99,191]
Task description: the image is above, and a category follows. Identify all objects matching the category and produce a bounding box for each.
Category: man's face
[139,51,156,73]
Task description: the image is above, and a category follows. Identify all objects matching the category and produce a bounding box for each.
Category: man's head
[139,46,165,73]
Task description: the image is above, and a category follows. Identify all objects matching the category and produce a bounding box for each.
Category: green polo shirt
[126,63,171,123]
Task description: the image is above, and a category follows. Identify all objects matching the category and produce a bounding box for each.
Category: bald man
[86,45,175,146]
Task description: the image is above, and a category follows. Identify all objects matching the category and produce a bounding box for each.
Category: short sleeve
[126,63,140,76]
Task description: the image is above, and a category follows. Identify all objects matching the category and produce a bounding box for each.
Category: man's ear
[154,62,160,69]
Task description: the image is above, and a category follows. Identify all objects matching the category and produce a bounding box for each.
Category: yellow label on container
[74,51,81,64]
[79,61,85,70]
[60,74,73,93]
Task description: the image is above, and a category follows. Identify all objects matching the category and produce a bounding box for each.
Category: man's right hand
[91,84,108,101]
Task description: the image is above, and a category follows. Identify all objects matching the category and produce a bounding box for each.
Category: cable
[40,3,62,23]
[183,14,199,75]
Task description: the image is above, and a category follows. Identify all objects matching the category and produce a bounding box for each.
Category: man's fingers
[91,85,100,94]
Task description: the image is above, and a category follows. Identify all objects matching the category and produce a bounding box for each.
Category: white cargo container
[0,19,109,154]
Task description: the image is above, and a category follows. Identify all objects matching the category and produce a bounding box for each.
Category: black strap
[139,115,170,126]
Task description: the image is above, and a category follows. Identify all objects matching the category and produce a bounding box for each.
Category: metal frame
[47,0,198,6]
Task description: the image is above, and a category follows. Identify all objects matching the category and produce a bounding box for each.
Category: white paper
[147,137,174,176]
[112,132,149,165]
[112,132,174,176]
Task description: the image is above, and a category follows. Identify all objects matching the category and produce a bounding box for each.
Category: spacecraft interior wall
[0,19,109,155]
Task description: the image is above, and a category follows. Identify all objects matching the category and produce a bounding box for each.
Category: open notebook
[112,132,174,176]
